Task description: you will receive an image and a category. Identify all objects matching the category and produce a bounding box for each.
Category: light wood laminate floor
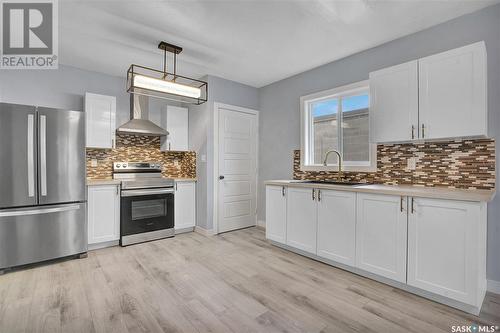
[0,227,498,333]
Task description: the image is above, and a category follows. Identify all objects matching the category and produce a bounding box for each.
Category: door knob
[219,175,225,180]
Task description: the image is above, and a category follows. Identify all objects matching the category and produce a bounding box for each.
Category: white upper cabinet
[407,197,485,305]
[356,193,407,283]
[419,42,487,140]
[369,41,487,143]
[286,187,317,254]
[370,61,418,143]
[316,189,356,266]
[161,105,189,151]
[265,185,287,244]
[85,93,116,149]
[174,181,196,230]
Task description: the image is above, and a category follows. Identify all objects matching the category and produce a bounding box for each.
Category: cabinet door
[85,93,116,149]
[419,42,487,139]
[174,181,196,230]
[265,185,287,244]
[369,60,418,143]
[286,187,317,254]
[88,185,120,244]
[162,105,188,151]
[356,193,407,283]
[408,197,480,304]
[317,190,356,266]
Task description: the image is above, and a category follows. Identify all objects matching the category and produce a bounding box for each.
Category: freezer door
[37,107,86,205]
[0,203,87,269]
[0,103,38,208]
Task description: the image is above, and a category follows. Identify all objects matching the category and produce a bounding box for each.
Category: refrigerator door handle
[27,114,35,197]
[0,204,81,217]
[40,115,47,196]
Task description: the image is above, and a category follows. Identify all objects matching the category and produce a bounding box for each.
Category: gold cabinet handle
[421,124,425,138]
[312,189,315,201]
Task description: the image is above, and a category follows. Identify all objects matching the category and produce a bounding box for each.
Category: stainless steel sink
[302,180,372,186]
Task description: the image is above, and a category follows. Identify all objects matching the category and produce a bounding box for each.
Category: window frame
[300,80,377,172]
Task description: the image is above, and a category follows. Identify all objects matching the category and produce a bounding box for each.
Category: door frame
[213,102,259,235]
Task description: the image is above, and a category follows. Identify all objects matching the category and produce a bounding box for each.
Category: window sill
[300,164,377,173]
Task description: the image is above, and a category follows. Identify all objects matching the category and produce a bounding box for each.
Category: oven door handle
[121,188,175,197]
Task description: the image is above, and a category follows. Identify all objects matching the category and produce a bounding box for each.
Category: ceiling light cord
[173,52,177,82]
[163,48,167,79]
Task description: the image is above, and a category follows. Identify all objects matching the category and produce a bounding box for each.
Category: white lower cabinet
[174,181,196,231]
[265,184,487,314]
[265,185,287,243]
[286,187,317,254]
[317,190,356,266]
[87,185,120,245]
[356,193,407,283]
[407,197,486,306]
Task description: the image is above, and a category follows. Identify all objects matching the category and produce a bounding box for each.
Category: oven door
[120,188,174,237]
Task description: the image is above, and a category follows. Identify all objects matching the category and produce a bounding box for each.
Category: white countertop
[87,178,197,186]
[174,178,197,182]
[264,180,496,202]
[86,179,121,186]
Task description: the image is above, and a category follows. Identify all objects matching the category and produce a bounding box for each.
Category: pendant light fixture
[127,41,208,105]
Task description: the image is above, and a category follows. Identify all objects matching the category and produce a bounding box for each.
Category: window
[300,80,376,172]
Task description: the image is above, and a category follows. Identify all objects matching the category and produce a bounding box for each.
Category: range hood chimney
[117,94,168,136]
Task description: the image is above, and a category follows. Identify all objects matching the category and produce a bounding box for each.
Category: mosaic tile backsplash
[294,139,495,190]
[86,134,196,179]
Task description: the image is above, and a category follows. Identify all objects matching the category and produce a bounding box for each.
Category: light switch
[407,157,416,170]
[91,159,98,167]
[201,154,206,162]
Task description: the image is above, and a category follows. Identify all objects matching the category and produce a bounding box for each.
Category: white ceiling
[60,0,499,88]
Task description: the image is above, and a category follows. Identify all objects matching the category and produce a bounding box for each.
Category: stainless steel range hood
[116,94,168,136]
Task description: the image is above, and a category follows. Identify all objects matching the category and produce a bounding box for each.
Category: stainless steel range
[113,162,175,246]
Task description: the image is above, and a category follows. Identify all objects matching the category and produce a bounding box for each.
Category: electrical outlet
[407,157,416,170]
[91,159,98,167]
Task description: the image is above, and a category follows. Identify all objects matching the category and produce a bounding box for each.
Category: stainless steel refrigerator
[0,102,87,271]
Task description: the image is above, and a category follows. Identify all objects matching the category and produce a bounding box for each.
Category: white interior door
[217,105,258,233]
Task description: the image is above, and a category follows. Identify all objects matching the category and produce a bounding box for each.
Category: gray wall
[189,75,258,231]
[0,65,131,126]
[0,65,178,128]
[258,3,500,281]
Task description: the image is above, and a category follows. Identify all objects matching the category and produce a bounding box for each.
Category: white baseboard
[256,220,266,229]
[487,279,500,294]
[194,226,214,236]
[175,227,195,235]
[88,240,119,251]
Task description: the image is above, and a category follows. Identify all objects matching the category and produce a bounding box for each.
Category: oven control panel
[113,162,162,171]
